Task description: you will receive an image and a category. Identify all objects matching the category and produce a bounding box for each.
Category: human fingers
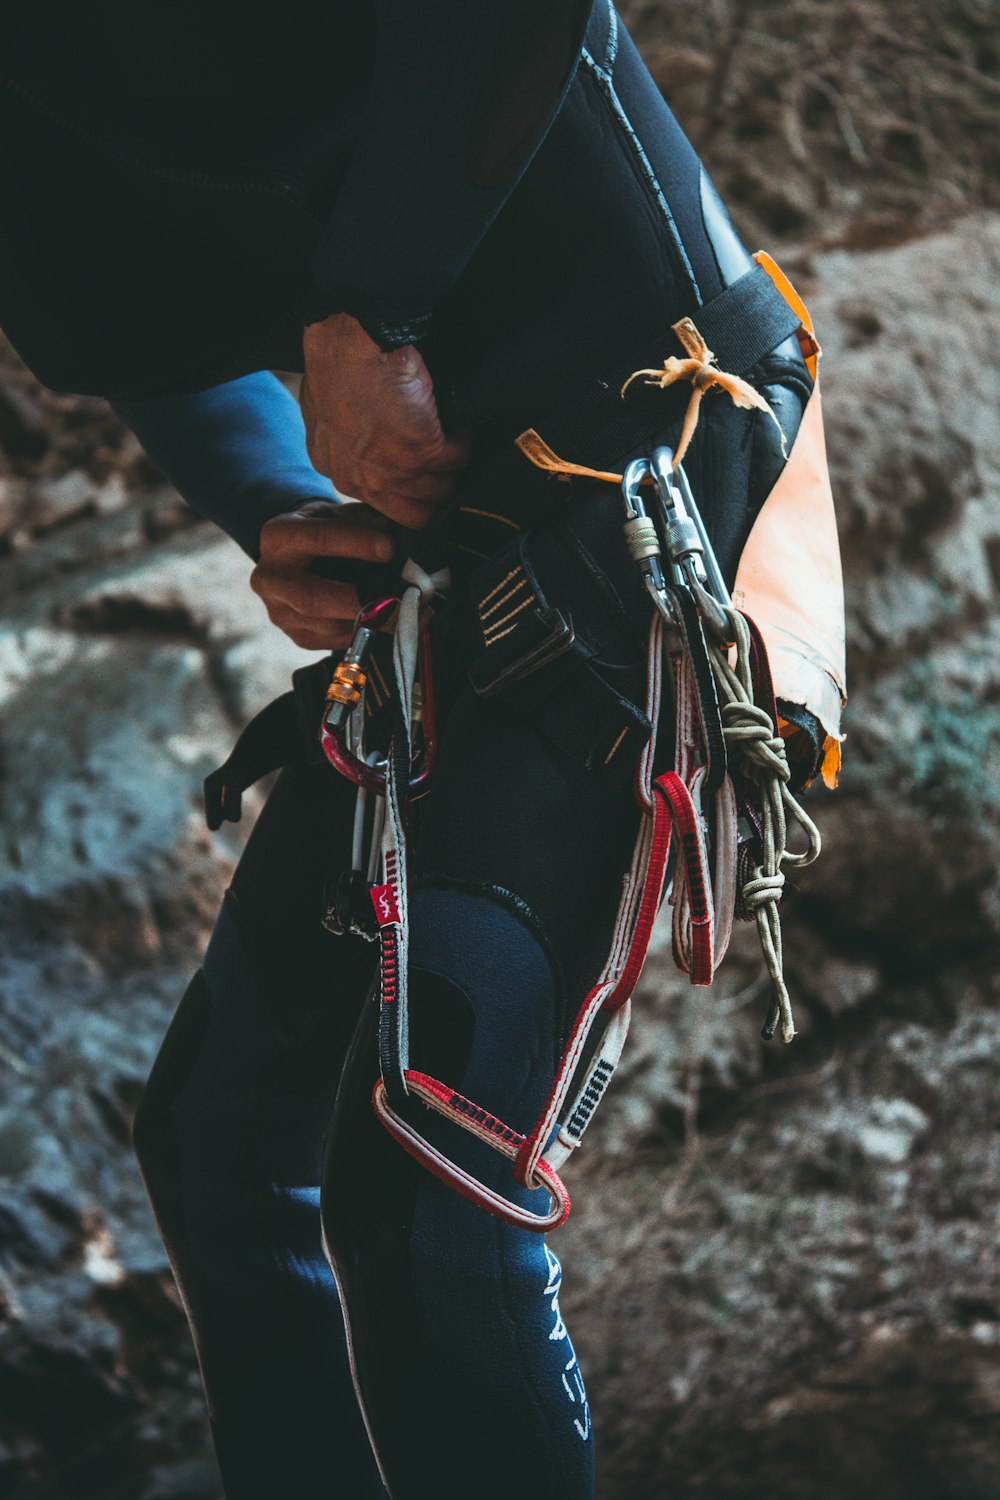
[250,566,360,623]
[301,318,473,515]
[259,504,396,568]
[265,606,355,652]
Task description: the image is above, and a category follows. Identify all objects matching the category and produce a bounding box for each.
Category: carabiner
[650,448,733,643]
[621,458,678,625]
[319,594,437,798]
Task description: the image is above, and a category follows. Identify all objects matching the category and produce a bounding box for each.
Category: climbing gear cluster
[349,417,824,1232]
[204,262,845,1233]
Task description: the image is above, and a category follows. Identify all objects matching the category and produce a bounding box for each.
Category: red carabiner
[319,595,437,798]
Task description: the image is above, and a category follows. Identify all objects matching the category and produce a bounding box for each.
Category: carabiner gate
[319,594,437,797]
[650,448,733,643]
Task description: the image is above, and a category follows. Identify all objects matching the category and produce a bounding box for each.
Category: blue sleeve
[112,371,337,559]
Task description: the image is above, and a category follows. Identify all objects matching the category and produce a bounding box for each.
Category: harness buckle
[469,606,576,698]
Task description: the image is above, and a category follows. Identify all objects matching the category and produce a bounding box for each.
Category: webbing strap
[693,264,802,377]
[372,1073,571,1233]
[535,264,802,469]
[465,537,653,789]
[670,584,726,793]
[372,561,451,1109]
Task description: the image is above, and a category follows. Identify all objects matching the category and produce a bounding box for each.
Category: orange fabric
[753,252,821,380]
[732,384,845,787]
[514,428,624,486]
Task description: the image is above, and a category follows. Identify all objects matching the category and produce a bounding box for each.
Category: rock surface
[559,216,1000,1500]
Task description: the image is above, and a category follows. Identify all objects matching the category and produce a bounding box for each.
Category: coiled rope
[709,608,821,1041]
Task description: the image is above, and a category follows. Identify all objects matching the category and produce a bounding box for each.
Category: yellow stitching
[370,655,391,701]
[459,506,521,531]
[483,595,533,640]
[483,617,533,645]
[479,567,522,608]
[450,542,491,562]
[603,727,629,764]
[481,578,530,621]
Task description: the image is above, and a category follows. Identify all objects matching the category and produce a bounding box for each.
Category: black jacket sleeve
[309,0,593,348]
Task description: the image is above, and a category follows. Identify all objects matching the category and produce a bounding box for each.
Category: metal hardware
[469,607,576,698]
[319,594,437,797]
[650,447,733,643]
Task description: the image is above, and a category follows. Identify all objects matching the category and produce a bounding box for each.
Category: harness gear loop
[622,316,789,472]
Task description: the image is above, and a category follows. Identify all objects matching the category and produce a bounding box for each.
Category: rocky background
[1,2,998,1497]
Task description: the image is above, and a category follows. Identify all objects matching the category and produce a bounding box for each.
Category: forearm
[112,372,335,559]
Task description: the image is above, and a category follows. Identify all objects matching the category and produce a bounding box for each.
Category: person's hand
[301,312,471,529]
[250,499,394,650]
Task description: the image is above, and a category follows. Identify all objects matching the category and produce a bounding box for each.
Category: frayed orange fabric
[621,316,788,471]
[515,428,625,486]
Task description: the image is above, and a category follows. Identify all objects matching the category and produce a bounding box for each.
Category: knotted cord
[709,608,821,1041]
[621,319,788,472]
[517,315,786,486]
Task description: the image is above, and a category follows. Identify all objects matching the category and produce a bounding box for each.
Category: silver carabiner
[650,447,733,643]
[621,458,677,624]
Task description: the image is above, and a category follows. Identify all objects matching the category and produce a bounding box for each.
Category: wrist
[303,300,431,354]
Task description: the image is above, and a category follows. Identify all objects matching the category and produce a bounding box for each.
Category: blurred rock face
[560,218,1000,1500]
[1,187,999,1500]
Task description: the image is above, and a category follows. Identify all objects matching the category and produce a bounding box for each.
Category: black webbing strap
[202,660,332,829]
[670,584,727,794]
[692,265,802,377]
[538,263,802,469]
[463,538,651,789]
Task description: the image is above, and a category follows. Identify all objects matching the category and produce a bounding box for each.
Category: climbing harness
[331,443,822,1231]
[204,259,845,1233]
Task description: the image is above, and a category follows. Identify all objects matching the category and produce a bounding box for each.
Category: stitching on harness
[484,615,535,646]
[483,595,533,640]
[480,577,531,621]
[450,542,492,561]
[459,506,521,531]
[604,727,629,764]
[479,566,523,608]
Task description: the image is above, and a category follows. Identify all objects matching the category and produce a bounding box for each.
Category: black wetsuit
[3,5,812,1498]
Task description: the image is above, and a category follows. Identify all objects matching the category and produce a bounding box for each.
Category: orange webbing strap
[753,251,821,379]
[514,428,625,486]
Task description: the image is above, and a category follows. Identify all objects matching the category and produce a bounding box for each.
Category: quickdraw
[318,452,822,1232]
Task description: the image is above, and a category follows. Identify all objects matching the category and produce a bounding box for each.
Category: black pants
[134,10,808,1498]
